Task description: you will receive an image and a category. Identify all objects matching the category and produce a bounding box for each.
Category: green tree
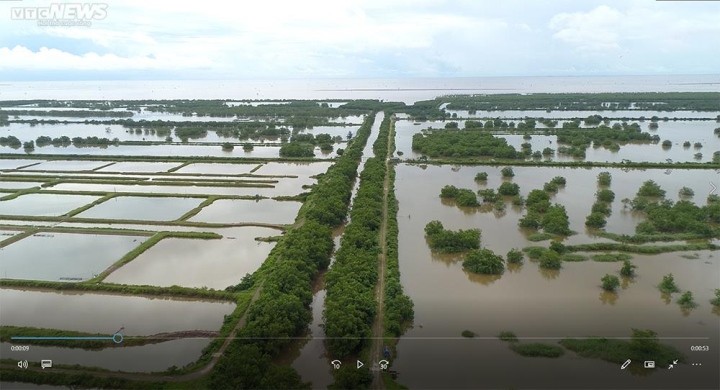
[475,172,488,182]
[585,212,607,228]
[678,187,694,198]
[455,189,480,207]
[710,289,720,307]
[501,166,515,178]
[478,188,500,203]
[424,220,444,236]
[591,201,611,216]
[549,241,566,254]
[463,249,505,275]
[440,185,460,198]
[543,181,559,193]
[542,204,571,235]
[659,274,680,293]
[596,189,615,203]
[620,260,636,278]
[539,250,562,270]
[550,176,566,186]
[526,189,550,207]
[507,249,524,264]
[518,212,541,229]
[637,180,666,198]
[601,274,620,291]
[279,142,315,157]
[597,172,612,186]
[629,329,660,357]
[677,291,697,309]
[498,182,520,196]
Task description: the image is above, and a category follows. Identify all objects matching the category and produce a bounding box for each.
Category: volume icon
[17,360,28,369]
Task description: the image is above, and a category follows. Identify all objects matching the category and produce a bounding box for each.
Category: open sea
[1,75,718,103]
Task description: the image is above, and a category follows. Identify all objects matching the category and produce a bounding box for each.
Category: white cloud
[550,5,623,51]
[0,0,718,78]
[0,45,212,71]
[550,4,720,53]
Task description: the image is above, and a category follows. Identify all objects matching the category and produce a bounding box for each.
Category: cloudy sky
[1,0,719,80]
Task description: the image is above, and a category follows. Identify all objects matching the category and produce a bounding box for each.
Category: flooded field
[174,162,258,175]
[1,144,286,158]
[0,288,235,335]
[0,338,212,373]
[392,163,720,388]
[75,196,203,221]
[253,161,332,176]
[45,176,314,197]
[0,181,42,190]
[395,164,716,239]
[96,161,182,173]
[0,159,43,170]
[104,227,277,289]
[444,108,719,119]
[0,232,146,282]
[19,159,109,171]
[395,119,720,163]
[0,193,98,216]
[189,199,301,225]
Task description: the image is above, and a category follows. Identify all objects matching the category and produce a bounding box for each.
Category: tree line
[323,115,392,359]
[208,114,376,389]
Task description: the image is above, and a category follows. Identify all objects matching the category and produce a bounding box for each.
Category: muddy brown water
[392,163,719,389]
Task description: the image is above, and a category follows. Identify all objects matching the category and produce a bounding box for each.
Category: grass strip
[566,242,718,254]
[0,279,234,301]
[0,153,334,164]
[559,336,684,368]
[166,161,189,172]
[510,343,565,358]
[0,187,40,201]
[64,194,116,217]
[176,196,218,221]
[91,162,117,171]
[0,214,288,230]
[0,229,37,249]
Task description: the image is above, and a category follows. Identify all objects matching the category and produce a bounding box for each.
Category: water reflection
[464,271,502,286]
[539,268,560,280]
[620,276,635,290]
[661,292,672,305]
[429,251,464,267]
[599,290,619,305]
[393,163,719,388]
[506,263,523,274]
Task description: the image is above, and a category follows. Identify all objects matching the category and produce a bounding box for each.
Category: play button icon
[357,360,364,369]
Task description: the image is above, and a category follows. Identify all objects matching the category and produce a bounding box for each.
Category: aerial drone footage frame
[0,1,719,390]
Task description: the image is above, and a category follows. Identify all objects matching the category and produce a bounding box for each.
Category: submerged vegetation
[510,343,565,358]
[462,248,505,275]
[1,93,717,388]
[424,220,481,253]
[560,329,684,367]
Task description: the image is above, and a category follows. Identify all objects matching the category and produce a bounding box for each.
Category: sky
[1,0,719,80]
